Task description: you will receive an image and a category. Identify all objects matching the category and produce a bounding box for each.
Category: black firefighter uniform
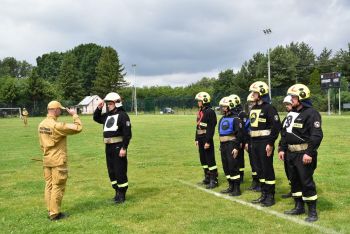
[195,104,218,188]
[249,101,281,205]
[38,113,82,219]
[279,106,323,204]
[93,106,132,200]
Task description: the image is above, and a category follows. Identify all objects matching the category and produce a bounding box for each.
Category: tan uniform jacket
[38,114,82,167]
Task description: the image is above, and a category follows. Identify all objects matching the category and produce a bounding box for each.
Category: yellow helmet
[195,92,211,104]
[219,96,236,110]
[228,94,241,107]
[287,84,310,100]
[247,92,255,102]
[249,81,269,96]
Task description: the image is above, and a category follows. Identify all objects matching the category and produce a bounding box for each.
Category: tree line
[0,42,349,115]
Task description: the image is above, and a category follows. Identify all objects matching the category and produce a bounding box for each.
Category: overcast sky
[0,0,349,86]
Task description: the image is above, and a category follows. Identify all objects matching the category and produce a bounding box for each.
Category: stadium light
[132,64,138,116]
[263,28,272,100]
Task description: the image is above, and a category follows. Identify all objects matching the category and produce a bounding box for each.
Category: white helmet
[283,95,292,104]
[104,92,122,107]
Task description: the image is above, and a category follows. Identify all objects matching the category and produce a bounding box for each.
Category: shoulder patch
[126,121,131,127]
[314,121,321,128]
[274,115,279,121]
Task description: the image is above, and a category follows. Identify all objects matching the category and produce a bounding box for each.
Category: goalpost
[0,108,22,118]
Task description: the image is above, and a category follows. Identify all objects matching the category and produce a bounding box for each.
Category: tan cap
[47,101,65,109]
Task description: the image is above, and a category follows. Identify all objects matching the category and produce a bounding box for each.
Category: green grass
[0,114,349,233]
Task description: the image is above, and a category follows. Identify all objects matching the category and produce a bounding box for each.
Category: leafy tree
[0,57,32,78]
[71,43,103,95]
[288,42,316,85]
[36,52,64,82]
[270,46,298,91]
[58,53,84,104]
[92,47,127,97]
[0,77,18,105]
[317,48,334,73]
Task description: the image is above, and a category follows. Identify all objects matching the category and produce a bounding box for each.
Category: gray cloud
[0,0,349,86]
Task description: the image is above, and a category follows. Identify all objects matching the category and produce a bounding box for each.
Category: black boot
[281,191,292,199]
[230,181,241,196]
[261,193,275,207]
[220,180,234,194]
[200,172,210,185]
[305,201,318,222]
[248,177,257,190]
[115,191,126,204]
[284,198,305,215]
[251,192,267,204]
[239,171,244,183]
[113,190,118,201]
[206,174,218,189]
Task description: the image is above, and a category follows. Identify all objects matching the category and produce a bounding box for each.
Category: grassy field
[0,114,349,233]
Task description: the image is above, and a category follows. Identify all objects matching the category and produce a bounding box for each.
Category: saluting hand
[302,154,312,164]
[66,108,76,116]
[97,100,104,109]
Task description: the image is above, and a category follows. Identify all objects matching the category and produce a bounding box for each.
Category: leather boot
[261,193,275,207]
[248,178,257,189]
[113,190,118,202]
[200,171,210,185]
[206,173,218,189]
[251,192,267,204]
[305,201,318,222]
[230,181,241,196]
[284,198,305,215]
[115,191,126,204]
[220,180,234,194]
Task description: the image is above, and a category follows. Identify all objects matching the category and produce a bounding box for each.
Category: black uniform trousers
[105,142,128,192]
[248,143,258,178]
[286,151,317,201]
[220,141,240,180]
[251,141,275,194]
[198,138,217,175]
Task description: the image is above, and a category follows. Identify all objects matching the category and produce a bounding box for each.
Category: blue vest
[219,117,235,136]
[244,118,251,133]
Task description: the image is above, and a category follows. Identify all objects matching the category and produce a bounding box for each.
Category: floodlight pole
[263,28,272,100]
[132,64,138,116]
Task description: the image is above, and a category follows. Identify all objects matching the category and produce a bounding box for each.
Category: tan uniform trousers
[44,164,68,219]
[23,116,28,126]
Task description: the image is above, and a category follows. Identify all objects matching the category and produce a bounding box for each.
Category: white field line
[178,180,340,234]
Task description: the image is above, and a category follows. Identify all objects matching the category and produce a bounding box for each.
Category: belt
[219,135,236,142]
[250,129,271,137]
[288,143,308,152]
[197,129,207,135]
[104,136,123,144]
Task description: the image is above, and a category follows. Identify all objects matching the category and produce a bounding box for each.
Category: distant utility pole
[263,28,272,100]
[132,64,138,116]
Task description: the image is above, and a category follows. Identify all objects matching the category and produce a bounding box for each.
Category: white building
[77,95,102,114]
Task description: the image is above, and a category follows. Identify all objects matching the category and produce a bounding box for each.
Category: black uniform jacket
[232,105,249,146]
[279,106,323,158]
[249,101,281,145]
[93,106,132,149]
[195,105,217,143]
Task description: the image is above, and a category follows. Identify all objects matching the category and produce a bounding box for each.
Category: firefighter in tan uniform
[38,101,83,221]
[22,108,29,126]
